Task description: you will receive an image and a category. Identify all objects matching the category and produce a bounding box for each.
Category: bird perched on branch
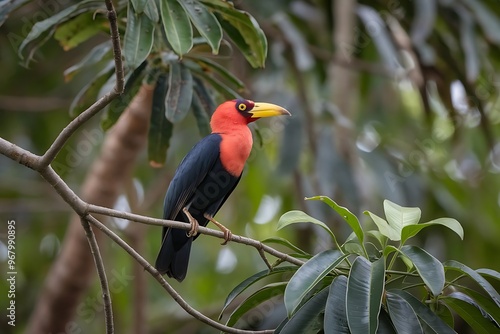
[155,99,290,282]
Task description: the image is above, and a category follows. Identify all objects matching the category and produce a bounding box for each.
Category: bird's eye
[238,103,247,111]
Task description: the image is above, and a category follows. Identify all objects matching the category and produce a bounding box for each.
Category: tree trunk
[26,84,154,334]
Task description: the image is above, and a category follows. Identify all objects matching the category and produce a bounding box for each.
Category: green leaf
[219,266,298,319]
[442,293,500,333]
[386,292,423,334]
[64,42,112,81]
[69,63,115,117]
[307,196,365,245]
[284,250,346,316]
[18,0,101,60]
[161,0,193,55]
[144,0,159,22]
[279,287,329,334]
[225,282,287,327]
[148,74,173,167]
[278,210,337,244]
[364,211,399,241]
[54,12,107,51]
[124,6,155,70]
[460,0,500,44]
[477,268,500,282]
[130,0,147,13]
[444,260,500,307]
[346,257,385,334]
[436,301,455,328]
[101,61,147,130]
[191,92,211,137]
[261,237,308,255]
[400,245,445,296]
[390,290,456,333]
[384,200,421,230]
[456,286,500,325]
[165,62,193,123]
[180,0,222,54]
[192,76,216,115]
[191,57,245,90]
[367,230,387,248]
[324,276,349,334]
[200,0,267,67]
[401,217,464,245]
[191,67,241,99]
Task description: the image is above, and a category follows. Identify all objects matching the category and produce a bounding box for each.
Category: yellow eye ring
[238,103,246,111]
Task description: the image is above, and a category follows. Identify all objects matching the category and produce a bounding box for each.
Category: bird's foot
[183,207,199,237]
[204,214,232,245]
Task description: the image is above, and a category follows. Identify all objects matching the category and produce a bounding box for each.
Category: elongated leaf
[165,62,193,123]
[220,266,298,319]
[180,0,222,54]
[54,12,107,51]
[346,257,385,334]
[400,245,444,296]
[410,0,436,46]
[457,6,480,82]
[390,290,456,333]
[279,287,329,334]
[436,301,455,328]
[261,237,308,255]
[200,0,267,67]
[460,0,500,44]
[144,0,159,22]
[191,56,245,90]
[191,92,211,137]
[101,61,147,130]
[278,210,336,243]
[442,293,500,333]
[444,260,500,307]
[285,250,346,316]
[124,7,155,69]
[18,0,101,58]
[130,0,147,13]
[364,211,399,241]
[70,63,115,117]
[192,76,216,115]
[307,196,364,244]
[378,309,397,334]
[64,42,112,81]
[225,282,287,327]
[386,292,423,334]
[191,68,241,99]
[148,74,173,167]
[456,286,500,325]
[401,217,463,245]
[384,200,421,230]
[161,0,193,55]
[477,268,500,281]
[324,276,349,334]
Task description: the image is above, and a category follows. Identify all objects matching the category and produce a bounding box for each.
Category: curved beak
[249,102,291,119]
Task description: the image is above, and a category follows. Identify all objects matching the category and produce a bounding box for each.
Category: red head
[210,99,290,133]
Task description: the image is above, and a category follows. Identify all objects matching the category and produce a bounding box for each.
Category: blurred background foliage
[0,0,499,333]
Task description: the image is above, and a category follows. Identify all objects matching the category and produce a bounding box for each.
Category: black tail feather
[155,228,192,282]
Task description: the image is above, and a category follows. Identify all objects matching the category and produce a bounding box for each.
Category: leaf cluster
[13,0,267,166]
[220,197,500,333]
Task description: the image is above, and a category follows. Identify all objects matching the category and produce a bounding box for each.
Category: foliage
[220,196,500,333]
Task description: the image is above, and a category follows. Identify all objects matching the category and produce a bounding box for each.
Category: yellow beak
[249,102,291,118]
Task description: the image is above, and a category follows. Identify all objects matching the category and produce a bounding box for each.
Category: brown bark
[27,84,154,334]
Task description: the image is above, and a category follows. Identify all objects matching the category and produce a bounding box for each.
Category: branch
[39,0,124,167]
[85,214,275,334]
[87,204,305,267]
[80,217,114,334]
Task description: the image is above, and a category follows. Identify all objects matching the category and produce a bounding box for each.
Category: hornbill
[155,98,290,282]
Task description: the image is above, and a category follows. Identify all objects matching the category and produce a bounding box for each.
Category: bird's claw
[183,207,199,237]
[204,213,232,245]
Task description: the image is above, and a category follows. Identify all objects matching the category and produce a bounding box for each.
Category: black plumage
[155,134,240,282]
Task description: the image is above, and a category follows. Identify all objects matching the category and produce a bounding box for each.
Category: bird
[155,98,290,282]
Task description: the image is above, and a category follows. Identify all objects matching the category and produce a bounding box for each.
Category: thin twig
[39,0,124,167]
[80,217,114,334]
[85,214,275,334]
[87,204,305,267]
